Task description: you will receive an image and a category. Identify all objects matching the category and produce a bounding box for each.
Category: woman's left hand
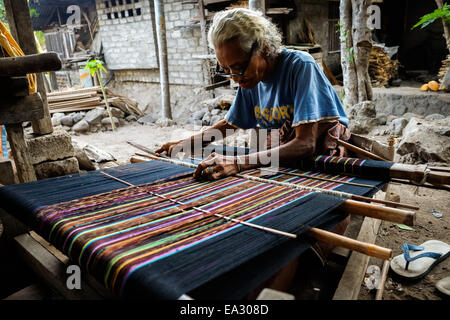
[193,153,240,180]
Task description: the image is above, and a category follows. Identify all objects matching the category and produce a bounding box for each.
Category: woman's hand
[154,140,183,157]
[194,153,241,180]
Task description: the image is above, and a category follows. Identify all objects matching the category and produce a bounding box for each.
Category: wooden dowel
[0,53,61,77]
[338,199,415,226]
[350,194,419,211]
[337,139,389,161]
[390,163,450,185]
[375,259,390,300]
[129,156,416,226]
[100,170,393,261]
[306,228,392,261]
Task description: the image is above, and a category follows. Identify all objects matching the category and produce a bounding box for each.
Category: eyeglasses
[217,42,257,78]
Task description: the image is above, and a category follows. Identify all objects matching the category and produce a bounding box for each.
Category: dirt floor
[359,183,450,300]
[70,121,450,301]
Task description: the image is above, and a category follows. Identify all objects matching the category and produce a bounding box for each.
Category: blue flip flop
[390,240,450,280]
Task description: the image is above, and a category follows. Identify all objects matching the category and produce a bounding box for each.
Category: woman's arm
[194,122,319,180]
[154,119,238,157]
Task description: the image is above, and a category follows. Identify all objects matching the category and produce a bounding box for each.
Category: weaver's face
[215,38,268,90]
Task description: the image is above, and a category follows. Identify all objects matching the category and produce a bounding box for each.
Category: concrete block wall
[96,0,158,70]
[96,0,206,86]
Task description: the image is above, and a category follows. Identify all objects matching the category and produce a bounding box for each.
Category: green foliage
[412,2,450,30]
[0,0,40,23]
[336,22,355,64]
[83,59,107,76]
[29,8,39,18]
[0,0,6,23]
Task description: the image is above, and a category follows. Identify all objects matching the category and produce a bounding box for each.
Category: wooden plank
[0,53,61,77]
[47,87,101,96]
[48,96,101,108]
[3,283,51,300]
[0,156,17,185]
[0,76,29,96]
[47,92,98,103]
[5,124,36,183]
[49,105,102,114]
[14,233,105,300]
[332,216,382,300]
[0,93,45,124]
[27,231,114,299]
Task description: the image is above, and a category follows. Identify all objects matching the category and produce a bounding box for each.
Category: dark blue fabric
[0,161,193,227]
[298,157,394,181]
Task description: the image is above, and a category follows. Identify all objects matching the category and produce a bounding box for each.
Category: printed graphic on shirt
[254,105,294,127]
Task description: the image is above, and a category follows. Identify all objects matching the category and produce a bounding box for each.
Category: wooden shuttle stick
[305,228,392,260]
[336,139,389,162]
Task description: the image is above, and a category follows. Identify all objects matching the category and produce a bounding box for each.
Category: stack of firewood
[369,46,399,87]
[47,86,144,117]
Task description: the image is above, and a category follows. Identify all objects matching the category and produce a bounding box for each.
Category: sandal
[390,240,450,280]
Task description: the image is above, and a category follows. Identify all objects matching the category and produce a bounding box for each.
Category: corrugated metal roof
[30,0,96,30]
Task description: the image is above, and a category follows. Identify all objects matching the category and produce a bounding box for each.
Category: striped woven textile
[0,158,386,299]
[299,155,394,179]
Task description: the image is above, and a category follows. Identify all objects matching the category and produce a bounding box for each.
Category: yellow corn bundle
[0,21,37,93]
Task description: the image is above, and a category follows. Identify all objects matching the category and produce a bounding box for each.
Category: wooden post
[153,0,172,120]
[4,0,54,135]
[249,0,266,15]
[5,124,37,183]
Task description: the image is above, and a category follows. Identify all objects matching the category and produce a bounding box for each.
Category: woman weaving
[155,8,351,274]
[156,8,350,180]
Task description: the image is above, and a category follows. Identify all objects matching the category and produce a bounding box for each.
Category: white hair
[207,8,282,57]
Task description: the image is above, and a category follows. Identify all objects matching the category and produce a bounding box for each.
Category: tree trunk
[435,0,450,53]
[351,0,373,102]
[340,0,358,108]
[340,0,373,108]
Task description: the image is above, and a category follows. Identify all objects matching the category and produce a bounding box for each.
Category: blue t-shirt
[225,49,348,129]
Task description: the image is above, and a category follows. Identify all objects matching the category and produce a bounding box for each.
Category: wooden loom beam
[0,53,61,77]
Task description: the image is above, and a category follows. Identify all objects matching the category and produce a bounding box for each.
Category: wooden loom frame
[4,185,393,301]
[3,152,416,301]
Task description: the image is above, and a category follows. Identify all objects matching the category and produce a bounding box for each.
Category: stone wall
[107,81,212,123]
